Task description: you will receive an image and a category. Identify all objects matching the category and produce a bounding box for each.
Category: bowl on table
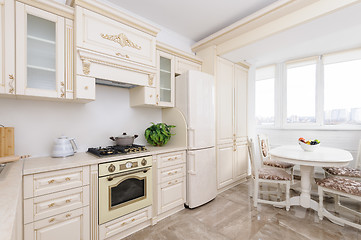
[298,140,320,152]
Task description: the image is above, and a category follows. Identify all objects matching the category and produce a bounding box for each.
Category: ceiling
[101,0,278,42]
[222,1,361,67]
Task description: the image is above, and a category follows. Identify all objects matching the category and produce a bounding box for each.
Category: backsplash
[0,85,162,157]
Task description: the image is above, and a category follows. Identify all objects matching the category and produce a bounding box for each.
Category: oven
[98,156,152,224]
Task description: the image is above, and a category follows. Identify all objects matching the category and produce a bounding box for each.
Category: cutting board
[0,155,21,164]
[0,127,14,157]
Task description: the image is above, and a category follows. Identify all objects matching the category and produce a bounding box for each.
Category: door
[0,0,15,95]
[187,147,217,208]
[16,2,65,98]
[216,57,234,145]
[217,143,234,189]
[187,70,215,149]
[24,207,89,240]
[158,177,185,214]
[234,65,248,142]
[157,51,174,107]
[234,143,248,181]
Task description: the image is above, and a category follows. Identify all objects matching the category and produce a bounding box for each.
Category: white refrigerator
[176,70,217,208]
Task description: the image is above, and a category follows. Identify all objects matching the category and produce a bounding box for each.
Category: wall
[0,85,162,157]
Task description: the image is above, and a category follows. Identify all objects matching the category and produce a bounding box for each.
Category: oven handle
[106,167,151,181]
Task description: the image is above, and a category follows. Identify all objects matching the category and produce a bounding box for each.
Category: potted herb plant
[144,123,175,146]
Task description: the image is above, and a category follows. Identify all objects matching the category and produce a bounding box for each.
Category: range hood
[95,79,137,89]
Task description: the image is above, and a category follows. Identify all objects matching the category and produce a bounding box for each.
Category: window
[286,59,317,124]
[255,48,361,129]
[323,50,361,125]
[255,66,275,126]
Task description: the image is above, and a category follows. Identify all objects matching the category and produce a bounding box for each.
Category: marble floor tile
[124,180,361,240]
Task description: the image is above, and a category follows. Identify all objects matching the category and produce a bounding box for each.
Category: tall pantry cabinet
[215,57,248,190]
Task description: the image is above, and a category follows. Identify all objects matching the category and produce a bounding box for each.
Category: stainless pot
[110,133,138,146]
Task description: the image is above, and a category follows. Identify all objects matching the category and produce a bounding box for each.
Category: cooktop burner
[87,144,147,157]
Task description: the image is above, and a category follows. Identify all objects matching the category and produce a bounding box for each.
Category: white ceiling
[102,0,278,42]
[222,2,361,66]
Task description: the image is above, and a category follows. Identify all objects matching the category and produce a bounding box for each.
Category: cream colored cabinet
[15,2,73,99]
[23,167,90,240]
[156,50,175,107]
[175,57,201,75]
[215,57,248,190]
[0,0,15,95]
[155,151,186,221]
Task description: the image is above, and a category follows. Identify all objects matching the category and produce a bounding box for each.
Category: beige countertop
[0,159,23,240]
[23,145,187,175]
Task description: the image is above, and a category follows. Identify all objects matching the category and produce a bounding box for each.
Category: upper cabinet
[157,51,175,107]
[0,0,15,96]
[175,57,201,75]
[15,1,73,99]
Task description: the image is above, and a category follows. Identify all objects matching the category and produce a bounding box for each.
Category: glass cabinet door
[157,51,174,107]
[16,3,65,98]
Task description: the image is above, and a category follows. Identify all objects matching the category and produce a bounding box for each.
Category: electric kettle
[52,136,78,158]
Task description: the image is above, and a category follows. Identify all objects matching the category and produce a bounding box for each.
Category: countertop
[23,145,187,175]
[0,159,23,240]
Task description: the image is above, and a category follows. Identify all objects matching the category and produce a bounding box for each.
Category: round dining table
[269,145,353,211]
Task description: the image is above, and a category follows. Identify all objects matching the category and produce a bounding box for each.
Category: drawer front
[24,186,89,224]
[158,164,185,184]
[157,151,186,168]
[77,8,156,67]
[158,177,186,214]
[99,206,152,239]
[24,166,90,199]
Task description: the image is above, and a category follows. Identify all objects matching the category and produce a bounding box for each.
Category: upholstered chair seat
[317,177,361,197]
[264,159,295,169]
[323,167,361,178]
[258,168,292,181]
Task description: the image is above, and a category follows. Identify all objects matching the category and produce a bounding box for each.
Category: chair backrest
[247,138,257,178]
[356,139,361,169]
[257,134,271,163]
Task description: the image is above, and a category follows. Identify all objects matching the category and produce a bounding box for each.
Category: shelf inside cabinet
[160,87,171,91]
[160,69,171,74]
[27,35,56,45]
[27,65,56,72]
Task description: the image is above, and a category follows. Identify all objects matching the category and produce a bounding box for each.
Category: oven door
[98,167,152,224]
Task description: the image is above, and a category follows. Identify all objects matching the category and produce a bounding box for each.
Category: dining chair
[248,138,291,210]
[257,134,295,182]
[322,140,361,212]
[317,177,361,230]
[323,140,361,180]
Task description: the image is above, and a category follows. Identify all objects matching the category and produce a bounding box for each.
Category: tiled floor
[124,180,361,240]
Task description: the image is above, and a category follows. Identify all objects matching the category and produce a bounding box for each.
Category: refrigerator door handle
[188,152,196,175]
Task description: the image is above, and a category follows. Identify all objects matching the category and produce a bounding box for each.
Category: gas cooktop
[87,144,147,157]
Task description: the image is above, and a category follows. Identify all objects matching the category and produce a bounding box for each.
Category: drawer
[24,166,90,199]
[157,151,186,168]
[158,164,185,184]
[77,8,156,67]
[99,206,152,240]
[158,176,186,214]
[24,186,89,224]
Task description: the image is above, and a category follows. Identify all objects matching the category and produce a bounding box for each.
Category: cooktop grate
[87,144,147,157]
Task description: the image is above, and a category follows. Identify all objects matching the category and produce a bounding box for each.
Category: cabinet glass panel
[27,14,56,90]
[159,56,171,102]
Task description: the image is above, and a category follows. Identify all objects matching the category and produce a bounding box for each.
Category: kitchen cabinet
[15,2,73,99]
[156,50,175,107]
[175,57,201,75]
[215,57,248,190]
[155,151,186,221]
[23,167,90,240]
[0,0,15,95]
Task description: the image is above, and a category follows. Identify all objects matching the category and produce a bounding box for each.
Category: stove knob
[141,159,147,166]
[108,164,116,173]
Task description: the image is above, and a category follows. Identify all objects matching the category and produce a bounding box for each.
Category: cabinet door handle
[65,214,71,218]
[131,218,135,222]
[84,86,89,90]
[8,74,15,94]
[168,172,172,175]
[48,203,55,208]
[65,199,71,203]
[48,179,55,184]
[121,222,126,226]
[49,218,55,223]
[168,181,172,185]
[65,177,71,181]
[168,158,173,161]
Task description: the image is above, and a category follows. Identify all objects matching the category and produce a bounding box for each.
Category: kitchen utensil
[0,126,14,157]
[52,136,78,158]
[110,133,138,146]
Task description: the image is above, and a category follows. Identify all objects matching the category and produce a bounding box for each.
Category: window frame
[255,48,361,130]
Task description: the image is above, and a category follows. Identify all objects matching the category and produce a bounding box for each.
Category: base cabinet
[24,207,89,240]
[158,177,186,214]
